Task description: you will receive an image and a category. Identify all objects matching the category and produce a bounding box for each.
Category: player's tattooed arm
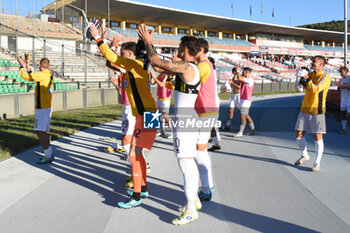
[138,24,194,82]
[144,42,190,73]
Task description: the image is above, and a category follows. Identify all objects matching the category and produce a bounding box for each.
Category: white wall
[0,35,8,49]
[45,39,76,52]
[90,44,98,54]
[256,39,303,49]
[17,37,33,50]
[16,37,76,52]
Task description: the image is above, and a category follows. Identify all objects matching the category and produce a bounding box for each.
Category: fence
[0,5,109,84]
[0,85,158,119]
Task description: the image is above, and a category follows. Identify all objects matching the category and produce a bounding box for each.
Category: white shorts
[156,99,170,113]
[172,111,200,158]
[173,129,200,158]
[340,101,350,112]
[240,99,252,115]
[216,95,220,109]
[295,112,326,134]
[229,93,240,109]
[122,105,136,136]
[34,107,52,132]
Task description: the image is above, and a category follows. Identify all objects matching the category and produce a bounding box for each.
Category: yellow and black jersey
[301,71,331,115]
[20,68,53,109]
[96,38,156,116]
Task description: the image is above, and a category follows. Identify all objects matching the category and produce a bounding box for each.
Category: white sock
[226,120,231,126]
[123,144,131,166]
[111,143,118,149]
[213,136,220,146]
[296,137,308,157]
[238,125,245,133]
[342,120,347,130]
[214,127,221,143]
[249,122,255,130]
[160,115,164,133]
[44,146,52,158]
[142,150,148,160]
[178,158,199,213]
[194,150,213,195]
[315,139,324,165]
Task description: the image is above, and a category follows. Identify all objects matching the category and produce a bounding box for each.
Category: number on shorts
[174,138,180,148]
[133,129,141,138]
[122,120,128,134]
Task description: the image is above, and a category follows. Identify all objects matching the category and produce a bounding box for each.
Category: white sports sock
[194,150,213,195]
[238,125,245,133]
[213,136,220,146]
[249,122,255,130]
[214,127,221,143]
[160,115,164,132]
[142,150,148,160]
[342,120,347,130]
[111,143,118,149]
[123,144,131,166]
[44,146,52,158]
[296,137,308,157]
[178,158,199,213]
[315,139,324,164]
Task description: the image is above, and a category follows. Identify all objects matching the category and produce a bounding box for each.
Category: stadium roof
[44,0,348,42]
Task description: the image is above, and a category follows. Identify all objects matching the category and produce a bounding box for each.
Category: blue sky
[2,0,349,27]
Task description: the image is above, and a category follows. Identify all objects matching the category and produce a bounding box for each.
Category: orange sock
[139,152,147,187]
[130,155,141,193]
[130,152,146,193]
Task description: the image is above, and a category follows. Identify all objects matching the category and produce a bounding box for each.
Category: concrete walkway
[1,94,350,233]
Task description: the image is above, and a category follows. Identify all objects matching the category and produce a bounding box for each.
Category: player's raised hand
[137,24,154,44]
[109,74,118,84]
[111,37,120,50]
[89,25,99,39]
[17,56,24,67]
[24,53,31,64]
[172,51,181,62]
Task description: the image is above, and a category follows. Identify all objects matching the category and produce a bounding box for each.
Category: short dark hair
[314,55,326,67]
[232,67,237,73]
[180,36,200,57]
[243,67,252,72]
[121,42,137,54]
[39,58,50,68]
[339,66,348,72]
[197,38,209,54]
[207,56,215,69]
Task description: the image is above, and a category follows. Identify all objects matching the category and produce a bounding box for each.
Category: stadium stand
[0,14,81,39]
[0,0,349,96]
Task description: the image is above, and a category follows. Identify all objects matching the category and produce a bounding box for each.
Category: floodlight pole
[345,0,348,67]
[85,0,87,85]
[66,2,89,85]
[0,0,2,51]
[107,0,111,81]
[15,0,18,59]
[32,0,36,70]
[43,0,46,58]
[62,0,65,78]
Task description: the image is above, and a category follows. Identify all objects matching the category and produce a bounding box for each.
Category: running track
[1,94,350,233]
